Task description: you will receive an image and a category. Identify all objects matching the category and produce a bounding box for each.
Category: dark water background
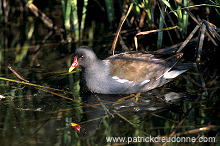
[0,1,220,145]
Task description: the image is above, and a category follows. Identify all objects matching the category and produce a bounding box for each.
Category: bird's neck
[84,59,105,72]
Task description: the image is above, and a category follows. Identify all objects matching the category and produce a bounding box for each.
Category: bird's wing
[106,52,183,83]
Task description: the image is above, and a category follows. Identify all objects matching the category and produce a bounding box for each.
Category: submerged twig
[196,23,206,63]
[35,87,74,101]
[151,113,180,124]
[161,94,202,146]
[27,3,55,29]
[175,0,218,46]
[0,77,70,93]
[204,20,220,41]
[176,25,200,53]
[32,30,54,54]
[111,2,133,55]
[171,125,217,136]
[115,112,136,127]
[7,65,29,82]
[135,26,178,50]
[154,37,198,55]
[30,30,54,66]
[95,95,114,117]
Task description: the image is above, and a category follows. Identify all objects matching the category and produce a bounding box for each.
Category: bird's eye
[80,55,85,59]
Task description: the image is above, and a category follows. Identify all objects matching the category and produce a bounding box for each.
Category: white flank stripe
[141,79,150,85]
[163,70,187,79]
[112,76,133,83]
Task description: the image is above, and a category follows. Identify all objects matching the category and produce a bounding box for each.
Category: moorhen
[69,46,191,94]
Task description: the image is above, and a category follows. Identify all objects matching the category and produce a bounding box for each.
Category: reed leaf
[80,0,88,39]
[161,0,178,17]
[157,2,165,49]
[71,0,79,40]
[105,0,114,23]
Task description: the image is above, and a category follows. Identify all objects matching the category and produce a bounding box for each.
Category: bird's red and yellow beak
[69,56,78,72]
